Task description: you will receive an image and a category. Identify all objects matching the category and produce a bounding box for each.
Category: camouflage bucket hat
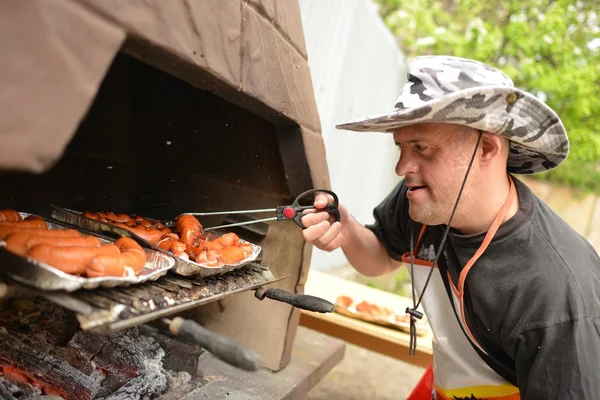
[336,56,569,174]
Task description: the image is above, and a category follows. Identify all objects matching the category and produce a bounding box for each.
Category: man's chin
[408,206,441,226]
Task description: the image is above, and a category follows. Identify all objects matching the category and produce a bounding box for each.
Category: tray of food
[0,210,175,291]
[334,295,429,336]
[50,207,262,277]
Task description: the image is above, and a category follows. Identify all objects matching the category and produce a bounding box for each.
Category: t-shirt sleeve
[365,180,414,261]
[511,319,600,399]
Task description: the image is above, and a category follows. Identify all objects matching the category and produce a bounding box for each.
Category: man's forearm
[340,217,401,277]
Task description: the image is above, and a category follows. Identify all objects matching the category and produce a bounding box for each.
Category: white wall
[299,0,406,271]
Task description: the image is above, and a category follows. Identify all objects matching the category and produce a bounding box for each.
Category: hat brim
[336,86,569,175]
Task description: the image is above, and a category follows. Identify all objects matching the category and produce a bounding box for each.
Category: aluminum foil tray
[0,213,175,291]
[50,207,262,278]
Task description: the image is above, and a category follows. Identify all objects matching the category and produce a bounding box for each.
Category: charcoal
[0,376,42,400]
[0,327,175,399]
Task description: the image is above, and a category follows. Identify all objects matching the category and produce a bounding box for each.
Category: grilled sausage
[194,250,207,264]
[4,232,100,256]
[137,219,153,228]
[156,233,189,259]
[84,211,132,223]
[0,210,22,222]
[26,234,99,249]
[160,232,181,241]
[114,237,142,252]
[122,249,146,274]
[114,237,147,273]
[102,212,132,222]
[211,233,240,248]
[86,247,146,278]
[0,227,81,240]
[194,249,222,266]
[158,239,188,257]
[174,250,190,260]
[239,243,254,257]
[86,254,126,278]
[111,223,169,244]
[27,243,120,275]
[217,246,246,265]
[83,211,99,220]
[177,215,204,252]
[197,238,219,252]
[0,217,47,229]
[153,220,167,229]
[134,227,171,243]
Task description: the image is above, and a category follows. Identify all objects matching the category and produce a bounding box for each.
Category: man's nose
[395,152,418,176]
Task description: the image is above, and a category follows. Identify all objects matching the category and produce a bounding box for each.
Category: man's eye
[415,144,427,151]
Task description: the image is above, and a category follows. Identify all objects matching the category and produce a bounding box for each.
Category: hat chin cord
[406,130,483,355]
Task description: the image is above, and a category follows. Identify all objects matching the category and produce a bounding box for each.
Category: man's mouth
[407,185,427,192]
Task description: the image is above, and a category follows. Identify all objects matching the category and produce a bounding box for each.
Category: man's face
[393,123,478,225]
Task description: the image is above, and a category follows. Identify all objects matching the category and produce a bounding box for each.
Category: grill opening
[0,52,303,221]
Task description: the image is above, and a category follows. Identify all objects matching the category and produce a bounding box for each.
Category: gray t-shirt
[367,176,600,399]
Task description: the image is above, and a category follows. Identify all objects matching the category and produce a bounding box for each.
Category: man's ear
[479,132,504,166]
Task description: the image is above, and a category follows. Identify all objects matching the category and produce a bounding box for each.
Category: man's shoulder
[513,176,587,244]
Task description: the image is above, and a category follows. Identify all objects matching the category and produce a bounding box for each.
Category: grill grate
[0,263,283,333]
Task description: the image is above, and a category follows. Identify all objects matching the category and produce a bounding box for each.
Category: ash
[95,328,168,400]
[0,325,194,400]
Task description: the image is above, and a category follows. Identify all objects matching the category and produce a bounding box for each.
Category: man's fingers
[302,221,344,252]
[300,211,330,227]
[301,193,344,253]
[319,232,345,252]
[301,219,331,243]
[313,221,342,249]
[313,193,335,209]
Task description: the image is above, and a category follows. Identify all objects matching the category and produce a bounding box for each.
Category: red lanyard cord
[406,130,483,355]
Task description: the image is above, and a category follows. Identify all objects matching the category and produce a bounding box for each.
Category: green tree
[374,0,600,191]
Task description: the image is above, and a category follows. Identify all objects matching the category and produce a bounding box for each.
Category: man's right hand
[300,192,402,277]
[300,192,350,252]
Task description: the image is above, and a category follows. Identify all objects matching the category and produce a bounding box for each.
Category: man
[302,56,600,399]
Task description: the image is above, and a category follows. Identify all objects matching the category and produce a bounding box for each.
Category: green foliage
[374,0,600,191]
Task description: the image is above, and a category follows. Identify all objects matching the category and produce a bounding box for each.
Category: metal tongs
[170,189,340,231]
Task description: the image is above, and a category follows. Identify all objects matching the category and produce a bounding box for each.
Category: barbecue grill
[0,1,341,398]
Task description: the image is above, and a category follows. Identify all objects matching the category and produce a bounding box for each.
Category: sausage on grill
[0,217,47,229]
[86,248,147,277]
[0,210,22,222]
[211,233,240,248]
[27,243,120,275]
[112,223,169,244]
[0,227,81,240]
[86,254,126,278]
[177,215,204,253]
[218,246,246,265]
[157,236,188,259]
[114,237,147,274]
[4,233,100,256]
